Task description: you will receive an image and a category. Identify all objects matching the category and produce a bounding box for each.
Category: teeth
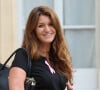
[44,34,52,36]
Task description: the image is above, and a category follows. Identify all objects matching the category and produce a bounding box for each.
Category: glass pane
[63,0,95,25]
[64,29,96,68]
[22,0,53,26]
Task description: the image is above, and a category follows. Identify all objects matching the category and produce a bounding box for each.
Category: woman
[9,6,73,90]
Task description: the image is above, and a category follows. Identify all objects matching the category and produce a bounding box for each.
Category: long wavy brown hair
[22,6,73,81]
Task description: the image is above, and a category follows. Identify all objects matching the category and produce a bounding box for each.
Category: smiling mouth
[43,33,53,37]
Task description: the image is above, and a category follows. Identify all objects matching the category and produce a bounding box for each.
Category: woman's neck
[39,43,50,58]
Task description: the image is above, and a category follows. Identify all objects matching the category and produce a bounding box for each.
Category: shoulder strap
[0,48,31,77]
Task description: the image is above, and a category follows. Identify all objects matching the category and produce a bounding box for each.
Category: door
[17,0,98,90]
[58,0,98,90]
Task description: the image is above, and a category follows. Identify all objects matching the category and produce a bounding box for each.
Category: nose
[44,25,50,32]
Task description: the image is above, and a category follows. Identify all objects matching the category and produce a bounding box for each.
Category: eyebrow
[38,23,44,24]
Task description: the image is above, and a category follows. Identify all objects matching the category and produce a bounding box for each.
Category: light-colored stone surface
[0,0,18,65]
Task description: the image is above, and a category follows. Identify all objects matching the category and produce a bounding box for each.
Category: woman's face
[35,15,56,44]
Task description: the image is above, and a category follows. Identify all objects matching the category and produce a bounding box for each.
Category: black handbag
[0,48,36,90]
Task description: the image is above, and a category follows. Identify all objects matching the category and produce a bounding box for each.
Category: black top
[11,49,67,90]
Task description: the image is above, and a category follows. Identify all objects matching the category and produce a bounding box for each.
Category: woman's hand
[66,81,73,90]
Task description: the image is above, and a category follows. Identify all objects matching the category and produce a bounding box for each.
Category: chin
[42,39,54,44]
[44,41,53,43]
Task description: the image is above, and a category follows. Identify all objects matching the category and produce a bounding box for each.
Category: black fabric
[11,49,67,90]
[11,49,28,73]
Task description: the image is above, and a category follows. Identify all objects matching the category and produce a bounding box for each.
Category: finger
[66,82,73,90]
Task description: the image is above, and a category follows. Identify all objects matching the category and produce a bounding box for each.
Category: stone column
[0,0,18,64]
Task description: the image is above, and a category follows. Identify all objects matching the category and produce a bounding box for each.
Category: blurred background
[0,0,100,90]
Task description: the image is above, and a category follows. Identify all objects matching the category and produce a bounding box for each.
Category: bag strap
[0,48,31,77]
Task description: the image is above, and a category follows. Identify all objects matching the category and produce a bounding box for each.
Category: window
[63,0,96,68]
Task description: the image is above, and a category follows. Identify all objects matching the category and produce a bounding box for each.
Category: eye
[49,23,53,26]
[38,24,44,28]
